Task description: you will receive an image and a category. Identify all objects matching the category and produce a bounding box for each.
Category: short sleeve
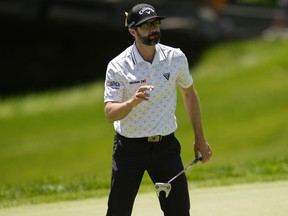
[104,62,124,103]
[176,53,193,88]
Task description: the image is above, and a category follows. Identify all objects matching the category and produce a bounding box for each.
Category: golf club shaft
[167,156,202,184]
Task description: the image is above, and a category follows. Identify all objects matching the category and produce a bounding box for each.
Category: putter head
[155,183,172,198]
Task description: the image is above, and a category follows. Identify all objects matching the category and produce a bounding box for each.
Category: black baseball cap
[126,3,165,28]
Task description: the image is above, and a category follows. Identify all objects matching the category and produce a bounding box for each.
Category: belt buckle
[148,135,162,142]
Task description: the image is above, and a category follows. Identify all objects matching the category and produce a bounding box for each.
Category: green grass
[0,38,288,208]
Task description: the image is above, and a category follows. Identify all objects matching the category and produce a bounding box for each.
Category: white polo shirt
[104,43,193,138]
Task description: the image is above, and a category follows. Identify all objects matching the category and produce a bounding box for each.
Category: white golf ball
[144,89,153,94]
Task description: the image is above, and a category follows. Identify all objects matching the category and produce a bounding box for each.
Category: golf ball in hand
[144,89,153,94]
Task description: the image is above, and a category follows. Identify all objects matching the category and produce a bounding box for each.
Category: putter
[155,156,202,198]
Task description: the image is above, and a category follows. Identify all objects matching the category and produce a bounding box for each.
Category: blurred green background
[1,38,288,207]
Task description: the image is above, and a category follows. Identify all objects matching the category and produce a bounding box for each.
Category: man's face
[133,19,161,46]
[135,28,161,46]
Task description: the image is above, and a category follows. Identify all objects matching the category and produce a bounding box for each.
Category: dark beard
[136,30,161,46]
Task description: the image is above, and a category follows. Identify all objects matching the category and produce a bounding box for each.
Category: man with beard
[104,3,212,216]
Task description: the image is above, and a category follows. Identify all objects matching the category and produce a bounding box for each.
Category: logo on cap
[139,7,155,15]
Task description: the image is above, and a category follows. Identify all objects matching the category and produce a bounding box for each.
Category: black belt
[116,133,174,143]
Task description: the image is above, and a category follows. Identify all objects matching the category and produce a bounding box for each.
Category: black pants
[106,133,190,216]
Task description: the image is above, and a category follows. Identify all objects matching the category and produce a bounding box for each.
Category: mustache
[148,31,160,37]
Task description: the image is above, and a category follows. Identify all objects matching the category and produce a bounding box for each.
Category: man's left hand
[194,140,212,163]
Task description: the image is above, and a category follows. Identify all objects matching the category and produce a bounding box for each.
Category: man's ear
[128,28,137,39]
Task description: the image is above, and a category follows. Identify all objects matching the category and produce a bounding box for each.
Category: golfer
[104,3,212,216]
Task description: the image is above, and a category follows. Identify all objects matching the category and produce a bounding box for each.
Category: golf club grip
[195,156,203,163]
[186,156,202,169]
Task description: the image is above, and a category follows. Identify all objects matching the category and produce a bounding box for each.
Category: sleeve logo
[106,80,121,89]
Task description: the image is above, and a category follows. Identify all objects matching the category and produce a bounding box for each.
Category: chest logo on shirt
[163,73,170,81]
[129,79,147,85]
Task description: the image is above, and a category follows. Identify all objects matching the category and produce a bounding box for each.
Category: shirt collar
[131,43,167,65]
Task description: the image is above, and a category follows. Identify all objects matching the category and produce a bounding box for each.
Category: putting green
[1,181,287,216]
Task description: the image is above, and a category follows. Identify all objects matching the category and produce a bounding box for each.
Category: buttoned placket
[147,62,154,87]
